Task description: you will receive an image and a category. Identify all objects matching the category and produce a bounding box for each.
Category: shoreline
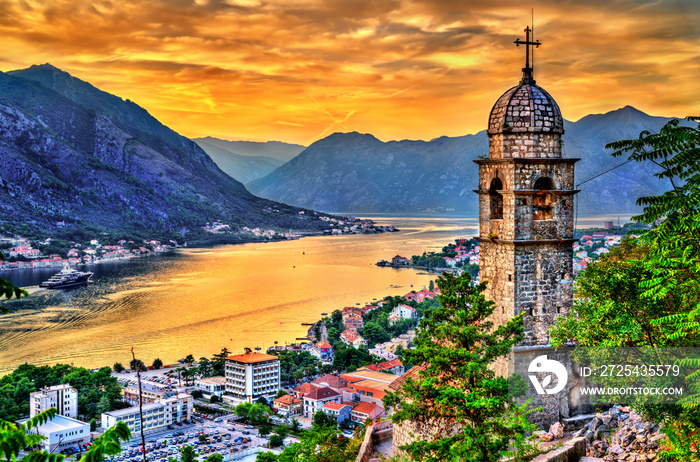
[1,226,400,286]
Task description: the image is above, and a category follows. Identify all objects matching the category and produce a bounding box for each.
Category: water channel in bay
[0,213,630,375]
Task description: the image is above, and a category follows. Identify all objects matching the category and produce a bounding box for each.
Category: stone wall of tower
[477,160,576,242]
[514,244,574,345]
[488,133,562,159]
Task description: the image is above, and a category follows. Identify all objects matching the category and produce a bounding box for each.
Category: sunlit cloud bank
[1,0,698,144]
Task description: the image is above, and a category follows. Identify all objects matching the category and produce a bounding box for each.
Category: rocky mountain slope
[193,139,286,184]
[247,107,682,215]
[0,65,328,239]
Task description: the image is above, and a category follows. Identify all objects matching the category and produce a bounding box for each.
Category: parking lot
[108,413,267,462]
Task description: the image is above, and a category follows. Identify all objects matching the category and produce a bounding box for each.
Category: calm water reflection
[0,212,632,375]
[0,216,478,374]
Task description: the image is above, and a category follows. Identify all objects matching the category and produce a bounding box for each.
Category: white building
[101,394,192,432]
[101,403,166,434]
[20,415,90,453]
[303,387,341,418]
[389,304,417,321]
[160,393,194,425]
[194,376,226,397]
[225,352,281,403]
[30,384,78,419]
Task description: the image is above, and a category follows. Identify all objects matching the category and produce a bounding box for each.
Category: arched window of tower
[533,176,554,220]
[489,177,504,220]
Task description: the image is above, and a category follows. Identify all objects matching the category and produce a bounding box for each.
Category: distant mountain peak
[318,131,380,144]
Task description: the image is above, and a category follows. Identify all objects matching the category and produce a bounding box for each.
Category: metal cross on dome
[514,25,540,83]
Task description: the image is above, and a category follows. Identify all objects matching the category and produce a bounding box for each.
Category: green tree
[551,117,700,461]
[190,389,203,399]
[275,425,359,462]
[184,354,195,366]
[550,240,671,347]
[198,434,208,443]
[383,272,530,462]
[197,357,213,377]
[360,322,390,346]
[259,424,272,437]
[211,348,230,376]
[312,411,336,428]
[606,116,700,345]
[275,425,290,439]
[429,280,435,292]
[235,402,253,420]
[96,395,111,415]
[290,418,301,432]
[269,434,283,448]
[152,358,163,370]
[327,327,340,343]
[180,445,196,462]
[113,362,124,373]
[256,452,278,462]
[275,389,288,399]
[90,418,97,432]
[130,358,146,371]
[209,394,219,403]
[0,364,127,422]
[204,454,223,462]
[248,403,271,427]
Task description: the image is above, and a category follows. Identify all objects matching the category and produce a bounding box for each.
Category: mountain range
[193,138,303,184]
[247,106,682,215]
[0,64,328,240]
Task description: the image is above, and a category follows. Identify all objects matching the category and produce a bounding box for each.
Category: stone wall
[530,437,587,462]
[354,420,393,462]
[392,414,461,459]
[514,244,574,346]
[489,133,562,159]
[476,159,577,241]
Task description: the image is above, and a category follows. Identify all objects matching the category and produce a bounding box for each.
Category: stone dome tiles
[488,83,564,135]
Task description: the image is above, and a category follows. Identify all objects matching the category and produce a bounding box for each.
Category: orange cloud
[0,0,697,145]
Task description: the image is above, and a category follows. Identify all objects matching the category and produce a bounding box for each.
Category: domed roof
[488,82,564,135]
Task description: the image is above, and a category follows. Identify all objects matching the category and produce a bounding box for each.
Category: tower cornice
[474,158,580,165]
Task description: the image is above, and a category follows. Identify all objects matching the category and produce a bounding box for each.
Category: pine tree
[383,272,530,462]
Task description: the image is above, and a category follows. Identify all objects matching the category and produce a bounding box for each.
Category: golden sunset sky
[1,0,698,145]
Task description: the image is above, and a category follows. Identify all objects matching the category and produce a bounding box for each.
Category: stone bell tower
[475,27,579,407]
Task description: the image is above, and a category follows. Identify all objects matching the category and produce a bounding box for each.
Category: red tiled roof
[274,394,300,405]
[295,383,319,394]
[313,375,347,389]
[322,402,351,411]
[352,402,382,415]
[316,341,332,349]
[305,386,340,401]
[388,365,425,391]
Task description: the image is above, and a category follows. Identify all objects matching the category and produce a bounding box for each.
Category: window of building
[489,177,504,219]
[533,177,554,220]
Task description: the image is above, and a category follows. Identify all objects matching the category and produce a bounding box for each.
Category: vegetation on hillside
[551,116,700,460]
[383,272,537,461]
[0,364,129,423]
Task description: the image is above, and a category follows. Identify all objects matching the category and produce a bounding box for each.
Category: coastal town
[0,222,649,462]
[0,215,396,273]
[4,246,444,461]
